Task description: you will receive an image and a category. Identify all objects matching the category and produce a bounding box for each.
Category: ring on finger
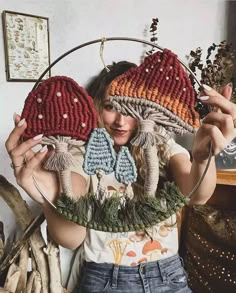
[233,119,236,128]
[10,161,26,169]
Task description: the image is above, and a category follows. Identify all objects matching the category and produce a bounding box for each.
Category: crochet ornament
[21,76,98,197]
[109,49,200,197]
[56,126,187,232]
[20,51,190,232]
[83,128,117,195]
[57,127,139,232]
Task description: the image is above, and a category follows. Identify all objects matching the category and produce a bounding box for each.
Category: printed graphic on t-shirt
[104,222,175,266]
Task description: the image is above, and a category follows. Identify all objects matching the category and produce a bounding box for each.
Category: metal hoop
[31,36,211,202]
[33,37,202,90]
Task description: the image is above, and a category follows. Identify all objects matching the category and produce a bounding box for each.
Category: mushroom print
[107,239,131,265]
[128,231,146,243]
[21,76,98,198]
[142,240,168,261]
[158,225,170,237]
[108,49,200,197]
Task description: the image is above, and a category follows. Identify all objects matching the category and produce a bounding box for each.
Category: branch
[0,214,44,273]
[0,175,33,228]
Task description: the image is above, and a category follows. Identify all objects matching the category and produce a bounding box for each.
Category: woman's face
[101,98,138,149]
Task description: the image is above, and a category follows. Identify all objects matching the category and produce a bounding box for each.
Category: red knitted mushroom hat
[21,76,98,140]
[109,49,200,135]
[21,76,98,179]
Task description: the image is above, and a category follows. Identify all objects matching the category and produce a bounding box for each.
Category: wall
[0,0,228,286]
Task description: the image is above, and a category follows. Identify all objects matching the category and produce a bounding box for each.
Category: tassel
[44,151,77,171]
[42,136,82,171]
[131,132,156,149]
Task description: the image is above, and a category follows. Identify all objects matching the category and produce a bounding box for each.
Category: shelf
[216,169,236,186]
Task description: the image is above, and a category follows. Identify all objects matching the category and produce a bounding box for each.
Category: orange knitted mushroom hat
[109,49,200,197]
[109,49,200,135]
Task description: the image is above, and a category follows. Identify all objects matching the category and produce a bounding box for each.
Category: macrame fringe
[42,136,84,171]
[131,132,156,149]
[55,181,188,232]
[44,152,78,171]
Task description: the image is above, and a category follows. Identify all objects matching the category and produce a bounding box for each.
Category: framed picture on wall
[2,10,51,81]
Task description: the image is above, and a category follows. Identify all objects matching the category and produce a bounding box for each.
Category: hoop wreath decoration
[20,37,212,232]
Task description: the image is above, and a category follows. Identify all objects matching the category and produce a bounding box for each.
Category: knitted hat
[109,49,200,135]
[21,76,98,140]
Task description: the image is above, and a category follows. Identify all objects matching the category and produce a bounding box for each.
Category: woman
[5,61,236,293]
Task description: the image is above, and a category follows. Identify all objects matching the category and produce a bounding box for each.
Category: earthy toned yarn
[109,49,200,134]
[21,76,98,140]
[21,76,98,198]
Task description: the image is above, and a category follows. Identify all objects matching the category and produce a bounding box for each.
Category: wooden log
[0,288,10,292]
[16,243,28,293]
[0,175,49,292]
[4,263,21,293]
[32,272,42,293]
[26,271,42,293]
[0,175,33,228]
[0,215,44,272]
[44,233,63,293]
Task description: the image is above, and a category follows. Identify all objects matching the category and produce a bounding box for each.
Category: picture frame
[2,10,51,81]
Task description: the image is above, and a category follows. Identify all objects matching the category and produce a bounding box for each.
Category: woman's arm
[169,153,216,205]
[41,171,87,249]
[5,114,87,249]
[169,84,236,205]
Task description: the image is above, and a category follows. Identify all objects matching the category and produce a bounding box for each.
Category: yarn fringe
[44,151,78,171]
[56,181,188,232]
[131,132,156,149]
[42,135,82,171]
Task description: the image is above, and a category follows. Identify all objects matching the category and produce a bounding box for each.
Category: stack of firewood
[0,175,66,293]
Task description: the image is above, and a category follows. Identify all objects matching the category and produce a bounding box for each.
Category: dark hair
[85,61,137,112]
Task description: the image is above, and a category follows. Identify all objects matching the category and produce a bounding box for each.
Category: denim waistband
[84,254,183,277]
[81,254,190,292]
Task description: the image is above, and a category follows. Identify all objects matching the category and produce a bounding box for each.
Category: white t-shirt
[70,138,190,266]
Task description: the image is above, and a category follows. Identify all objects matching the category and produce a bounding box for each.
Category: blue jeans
[78,254,192,292]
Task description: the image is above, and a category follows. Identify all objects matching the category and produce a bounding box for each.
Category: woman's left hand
[192,83,236,163]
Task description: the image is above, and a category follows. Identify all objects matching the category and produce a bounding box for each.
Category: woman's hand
[5,114,59,204]
[192,84,236,162]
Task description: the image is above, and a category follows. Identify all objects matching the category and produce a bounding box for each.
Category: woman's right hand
[5,114,59,205]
